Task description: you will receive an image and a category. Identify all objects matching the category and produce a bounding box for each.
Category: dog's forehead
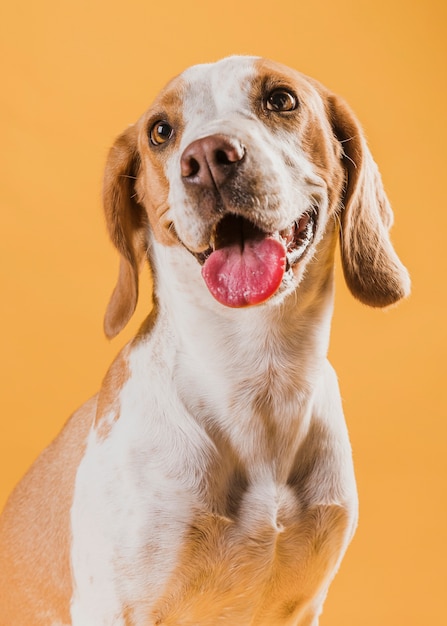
[152,56,320,127]
[179,56,258,116]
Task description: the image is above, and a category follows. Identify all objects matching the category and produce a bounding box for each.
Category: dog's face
[141,57,344,308]
[103,56,410,337]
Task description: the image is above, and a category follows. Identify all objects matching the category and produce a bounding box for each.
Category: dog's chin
[179,210,317,308]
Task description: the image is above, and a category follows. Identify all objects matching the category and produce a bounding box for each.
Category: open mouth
[193,211,317,307]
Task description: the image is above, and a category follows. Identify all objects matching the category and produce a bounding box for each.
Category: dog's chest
[146,480,349,626]
[72,424,351,626]
[71,336,355,625]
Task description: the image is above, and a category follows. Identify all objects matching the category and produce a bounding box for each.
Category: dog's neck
[151,240,335,377]
[144,241,336,477]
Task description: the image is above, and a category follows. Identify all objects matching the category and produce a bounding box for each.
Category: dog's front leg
[69,412,196,625]
[69,438,129,626]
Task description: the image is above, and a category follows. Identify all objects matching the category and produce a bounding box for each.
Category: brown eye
[149,120,174,146]
[266,89,298,112]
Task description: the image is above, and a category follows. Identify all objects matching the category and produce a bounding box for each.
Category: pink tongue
[202,237,286,307]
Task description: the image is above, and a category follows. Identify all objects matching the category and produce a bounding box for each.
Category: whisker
[157,203,170,219]
[341,149,357,169]
[339,135,358,169]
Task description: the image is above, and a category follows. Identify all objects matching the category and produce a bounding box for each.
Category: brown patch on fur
[149,513,235,625]
[121,603,137,625]
[103,79,185,338]
[103,124,149,338]
[0,397,96,625]
[254,504,352,624]
[149,501,351,625]
[301,110,345,216]
[251,59,314,135]
[325,92,411,306]
[136,81,186,247]
[136,90,185,248]
[94,346,131,441]
[280,598,300,618]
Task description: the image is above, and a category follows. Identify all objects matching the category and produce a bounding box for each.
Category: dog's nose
[181,135,245,188]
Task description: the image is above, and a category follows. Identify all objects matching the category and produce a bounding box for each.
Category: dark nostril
[215,149,233,166]
[187,157,200,177]
[215,143,245,166]
[181,153,200,178]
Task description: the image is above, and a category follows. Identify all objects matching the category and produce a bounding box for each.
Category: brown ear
[103,125,149,338]
[328,95,410,307]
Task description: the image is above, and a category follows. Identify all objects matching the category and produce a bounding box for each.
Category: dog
[0,56,410,625]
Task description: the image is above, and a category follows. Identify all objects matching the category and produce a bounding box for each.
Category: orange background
[0,0,445,623]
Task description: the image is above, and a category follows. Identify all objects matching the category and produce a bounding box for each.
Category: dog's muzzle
[180,134,317,308]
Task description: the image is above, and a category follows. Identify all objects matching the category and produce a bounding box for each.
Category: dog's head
[102,56,410,338]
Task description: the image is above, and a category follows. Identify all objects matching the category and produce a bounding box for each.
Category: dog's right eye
[149,121,174,146]
[265,89,298,112]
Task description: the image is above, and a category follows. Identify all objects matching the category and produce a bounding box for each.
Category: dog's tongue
[202,217,286,307]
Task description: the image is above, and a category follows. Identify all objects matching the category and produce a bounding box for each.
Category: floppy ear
[328,95,410,307]
[103,125,149,338]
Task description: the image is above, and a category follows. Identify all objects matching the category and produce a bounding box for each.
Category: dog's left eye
[265,89,298,112]
[149,120,174,146]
